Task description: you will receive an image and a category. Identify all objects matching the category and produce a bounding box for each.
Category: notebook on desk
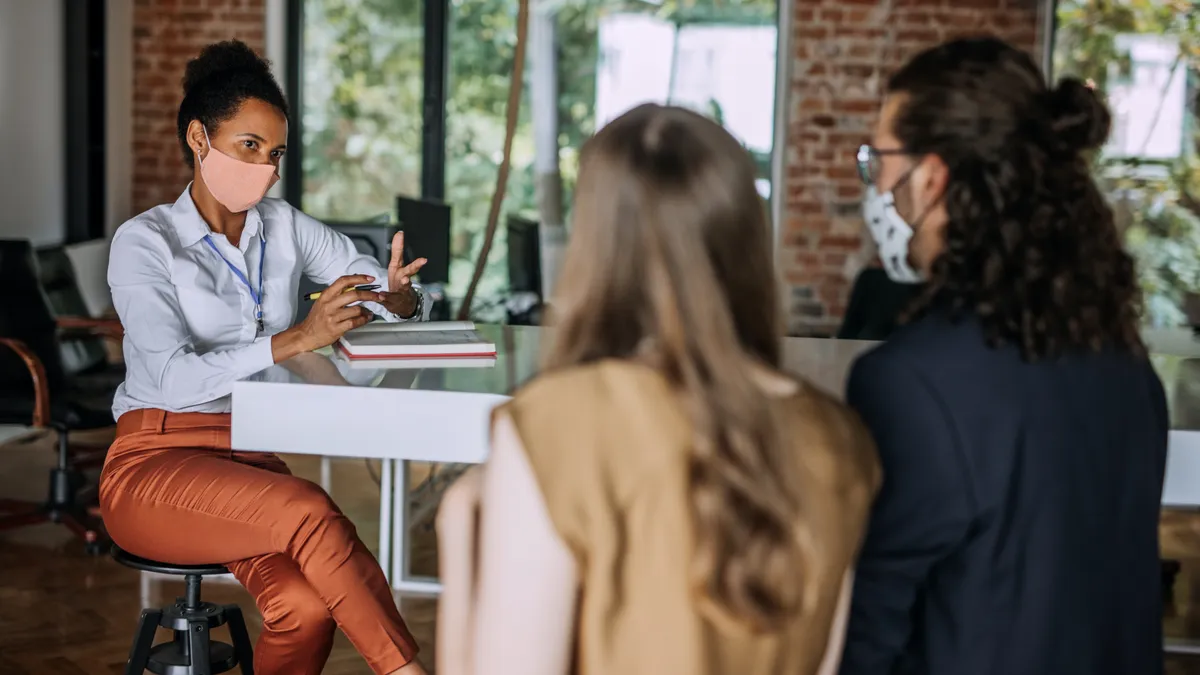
[336,355,499,370]
[336,321,497,360]
[354,320,476,333]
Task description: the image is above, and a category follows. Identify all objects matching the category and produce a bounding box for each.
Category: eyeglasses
[856,144,909,186]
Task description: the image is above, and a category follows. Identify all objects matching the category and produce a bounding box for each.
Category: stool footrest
[147,639,237,675]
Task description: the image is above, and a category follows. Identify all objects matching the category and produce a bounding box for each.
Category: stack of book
[335,321,497,367]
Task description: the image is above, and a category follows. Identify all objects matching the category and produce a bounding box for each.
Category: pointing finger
[389,231,405,273]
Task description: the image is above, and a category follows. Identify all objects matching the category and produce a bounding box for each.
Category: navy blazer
[839,312,1168,675]
[836,267,923,342]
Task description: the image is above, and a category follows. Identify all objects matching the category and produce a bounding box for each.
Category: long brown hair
[544,104,808,629]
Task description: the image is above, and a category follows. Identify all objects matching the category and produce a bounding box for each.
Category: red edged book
[336,321,497,360]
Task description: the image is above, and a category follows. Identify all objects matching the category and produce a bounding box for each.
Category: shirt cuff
[246,335,277,371]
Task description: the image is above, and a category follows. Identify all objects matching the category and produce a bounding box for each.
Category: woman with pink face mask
[99,41,429,675]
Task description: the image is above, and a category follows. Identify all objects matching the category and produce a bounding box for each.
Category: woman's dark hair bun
[176,39,288,168]
[183,40,272,95]
[1048,77,1111,152]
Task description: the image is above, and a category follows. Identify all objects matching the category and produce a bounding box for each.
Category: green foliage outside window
[301,0,424,221]
[302,0,775,320]
[1056,0,1200,326]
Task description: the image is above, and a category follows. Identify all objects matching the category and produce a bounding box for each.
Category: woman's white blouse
[108,186,426,419]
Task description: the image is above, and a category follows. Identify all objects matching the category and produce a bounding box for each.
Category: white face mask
[862,185,923,284]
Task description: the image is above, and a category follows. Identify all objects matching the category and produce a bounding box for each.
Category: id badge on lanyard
[203,235,266,336]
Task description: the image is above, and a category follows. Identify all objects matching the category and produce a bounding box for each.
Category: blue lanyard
[203,235,266,332]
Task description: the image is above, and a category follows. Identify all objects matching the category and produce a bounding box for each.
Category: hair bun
[1048,77,1111,152]
[183,40,271,95]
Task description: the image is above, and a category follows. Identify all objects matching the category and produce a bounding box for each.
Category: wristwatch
[402,284,425,321]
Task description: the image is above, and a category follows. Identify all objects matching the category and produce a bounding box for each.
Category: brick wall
[781,0,1044,336]
[131,0,266,214]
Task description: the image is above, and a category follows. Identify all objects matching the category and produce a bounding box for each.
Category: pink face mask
[198,127,279,213]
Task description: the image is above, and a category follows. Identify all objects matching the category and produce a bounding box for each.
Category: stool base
[125,598,253,675]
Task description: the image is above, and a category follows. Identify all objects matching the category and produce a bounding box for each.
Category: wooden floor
[5,429,1200,673]
[0,429,439,674]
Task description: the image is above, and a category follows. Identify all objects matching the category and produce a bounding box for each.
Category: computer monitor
[323,221,393,266]
[507,214,542,295]
[396,196,451,285]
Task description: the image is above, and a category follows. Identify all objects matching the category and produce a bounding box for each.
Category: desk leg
[391,460,409,585]
[390,460,444,596]
[320,456,332,493]
[379,459,393,584]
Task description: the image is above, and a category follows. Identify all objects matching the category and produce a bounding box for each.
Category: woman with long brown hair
[436,104,879,675]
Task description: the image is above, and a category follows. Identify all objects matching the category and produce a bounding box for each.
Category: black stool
[112,545,254,675]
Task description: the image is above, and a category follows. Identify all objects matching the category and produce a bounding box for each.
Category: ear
[912,153,949,210]
[186,120,208,161]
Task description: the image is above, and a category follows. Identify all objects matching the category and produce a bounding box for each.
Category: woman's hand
[381,231,427,319]
[271,275,383,363]
[298,274,382,347]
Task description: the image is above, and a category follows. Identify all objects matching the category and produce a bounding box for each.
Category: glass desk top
[244,324,1200,433]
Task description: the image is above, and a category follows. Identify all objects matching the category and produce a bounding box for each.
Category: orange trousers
[99,409,418,675]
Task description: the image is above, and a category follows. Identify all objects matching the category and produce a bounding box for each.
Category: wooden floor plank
[3,429,1200,672]
[0,431,436,673]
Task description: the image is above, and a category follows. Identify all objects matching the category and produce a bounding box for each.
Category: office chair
[36,244,125,397]
[0,239,117,552]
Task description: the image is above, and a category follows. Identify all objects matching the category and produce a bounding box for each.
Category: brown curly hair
[888,37,1144,360]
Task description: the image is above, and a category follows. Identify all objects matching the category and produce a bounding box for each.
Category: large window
[299,0,424,221]
[296,0,779,319]
[1054,1,1200,327]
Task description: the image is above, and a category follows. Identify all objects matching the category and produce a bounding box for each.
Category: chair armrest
[56,316,124,340]
[0,338,50,427]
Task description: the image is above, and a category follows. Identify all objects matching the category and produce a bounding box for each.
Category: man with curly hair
[840,37,1167,675]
